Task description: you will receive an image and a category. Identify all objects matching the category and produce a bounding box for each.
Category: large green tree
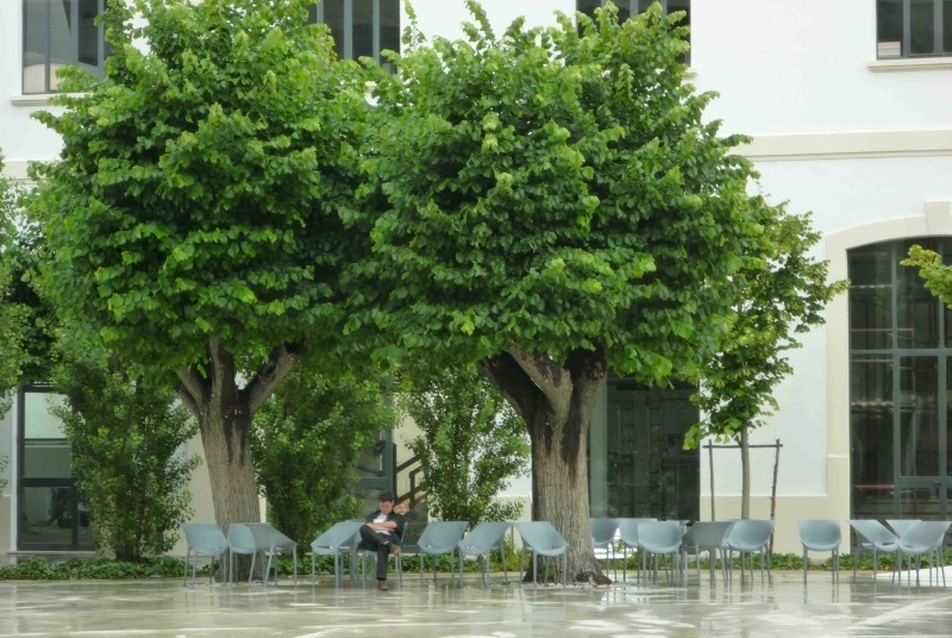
[30,0,369,530]
[0,153,29,415]
[687,204,847,517]
[351,2,776,580]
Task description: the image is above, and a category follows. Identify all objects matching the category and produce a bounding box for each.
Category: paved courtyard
[2,570,952,637]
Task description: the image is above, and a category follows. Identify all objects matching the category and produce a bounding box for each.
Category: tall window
[577,0,690,61]
[309,0,399,71]
[22,0,108,94]
[877,0,952,58]
[849,239,952,521]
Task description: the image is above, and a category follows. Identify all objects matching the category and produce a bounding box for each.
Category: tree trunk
[479,346,607,583]
[176,337,302,578]
[740,422,750,519]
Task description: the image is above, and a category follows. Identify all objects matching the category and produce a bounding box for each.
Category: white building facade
[2,0,951,556]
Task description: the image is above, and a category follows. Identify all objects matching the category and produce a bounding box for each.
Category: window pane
[668,0,690,26]
[353,0,373,59]
[899,356,939,476]
[323,0,345,58]
[380,0,399,69]
[849,244,893,350]
[911,0,936,54]
[23,0,49,93]
[944,0,952,52]
[877,0,904,50]
[78,0,98,67]
[577,0,601,20]
[851,354,894,516]
[897,239,940,347]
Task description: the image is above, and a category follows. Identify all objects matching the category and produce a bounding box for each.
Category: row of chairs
[592,518,777,585]
[850,519,952,587]
[181,522,297,587]
[312,519,568,588]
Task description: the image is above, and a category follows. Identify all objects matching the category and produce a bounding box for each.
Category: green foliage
[0,556,185,581]
[29,0,370,374]
[0,151,32,410]
[903,244,952,308]
[52,337,200,561]
[401,365,529,525]
[352,2,765,381]
[687,205,849,447]
[252,358,399,548]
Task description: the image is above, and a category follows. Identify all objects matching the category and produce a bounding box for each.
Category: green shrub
[0,556,186,581]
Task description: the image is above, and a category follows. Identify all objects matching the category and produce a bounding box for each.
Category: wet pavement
[2,570,952,637]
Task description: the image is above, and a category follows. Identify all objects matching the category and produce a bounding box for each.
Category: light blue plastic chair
[418,521,470,584]
[617,518,656,583]
[310,520,363,587]
[894,520,952,587]
[637,520,685,584]
[849,519,899,583]
[680,521,734,584]
[227,523,259,586]
[723,519,775,583]
[515,522,568,587]
[886,519,921,538]
[798,520,841,583]
[457,521,512,588]
[181,523,229,586]
[591,518,620,578]
[243,522,298,586]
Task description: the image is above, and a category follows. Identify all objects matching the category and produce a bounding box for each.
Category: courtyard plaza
[3,567,952,637]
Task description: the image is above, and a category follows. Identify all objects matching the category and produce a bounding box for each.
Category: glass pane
[911,0,937,54]
[380,0,399,59]
[577,0,601,20]
[77,0,98,67]
[307,2,317,24]
[23,0,49,93]
[24,391,67,439]
[899,356,938,476]
[945,0,952,52]
[851,354,894,518]
[23,441,71,478]
[353,0,373,59]
[877,0,904,54]
[898,485,941,518]
[668,0,690,26]
[898,240,940,348]
[21,487,76,545]
[638,0,655,16]
[849,245,893,350]
[322,0,345,58]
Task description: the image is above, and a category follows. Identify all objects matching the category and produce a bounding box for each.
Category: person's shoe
[377,580,389,591]
[389,543,401,556]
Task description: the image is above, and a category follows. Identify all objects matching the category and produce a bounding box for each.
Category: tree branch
[477,352,542,425]
[507,344,572,424]
[175,366,205,421]
[243,341,305,414]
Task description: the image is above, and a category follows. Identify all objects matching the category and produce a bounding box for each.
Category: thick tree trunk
[175,337,302,577]
[479,346,607,583]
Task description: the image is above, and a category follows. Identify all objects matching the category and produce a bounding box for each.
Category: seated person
[358,490,406,591]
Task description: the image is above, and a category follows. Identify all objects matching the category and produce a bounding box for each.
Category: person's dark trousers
[359,525,397,581]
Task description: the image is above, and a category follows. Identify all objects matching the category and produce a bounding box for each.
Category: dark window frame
[877,0,952,58]
[22,0,109,95]
[309,0,399,70]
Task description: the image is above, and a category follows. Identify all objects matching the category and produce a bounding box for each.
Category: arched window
[309,0,400,72]
[849,238,952,520]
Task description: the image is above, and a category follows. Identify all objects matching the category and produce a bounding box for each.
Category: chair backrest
[637,520,682,552]
[311,520,363,553]
[723,519,774,550]
[418,521,470,553]
[458,522,512,556]
[243,522,296,552]
[591,518,619,546]
[896,520,952,550]
[617,518,656,547]
[182,523,228,554]
[849,519,898,550]
[798,520,841,549]
[227,523,257,554]
[681,521,734,551]
[886,519,921,537]
[515,521,567,553]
